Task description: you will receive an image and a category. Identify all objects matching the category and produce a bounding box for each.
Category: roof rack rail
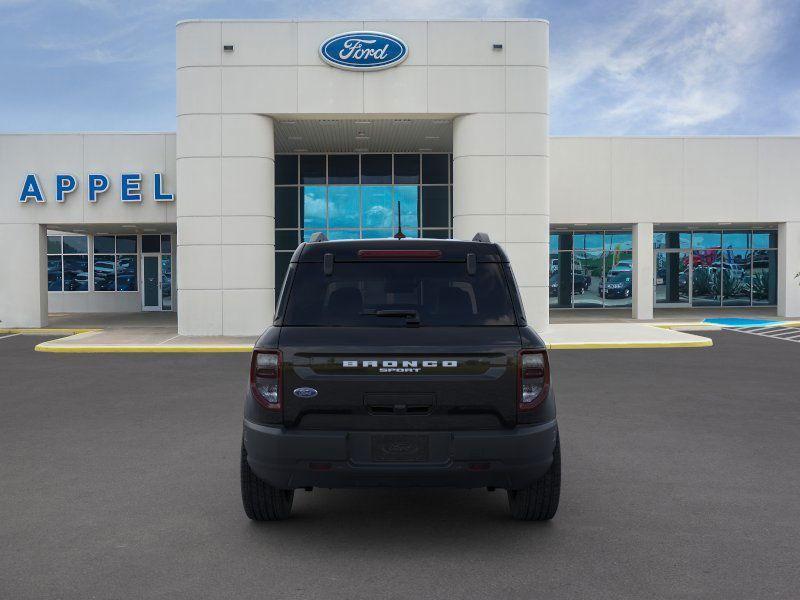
[308,232,328,243]
[472,232,491,243]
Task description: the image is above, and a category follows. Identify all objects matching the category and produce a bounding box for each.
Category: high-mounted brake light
[518,349,549,411]
[250,350,281,410]
[357,250,442,259]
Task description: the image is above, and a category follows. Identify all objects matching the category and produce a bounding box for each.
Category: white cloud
[362,0,527,18]
[37,0,529,66]
[34,18,159,64]
[551,0,791,133]
[281,0,529,19]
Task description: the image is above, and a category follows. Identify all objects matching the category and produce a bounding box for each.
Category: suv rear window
[282,262,517,326]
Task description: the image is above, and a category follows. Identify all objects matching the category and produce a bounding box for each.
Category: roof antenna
[393,200,406,239]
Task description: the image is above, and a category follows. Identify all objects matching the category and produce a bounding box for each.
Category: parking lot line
[738,326,787,333]
[0,333,21,341]
[725,325,800,343]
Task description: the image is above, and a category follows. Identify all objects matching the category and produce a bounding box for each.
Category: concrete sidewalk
[21,312,255,352]
[33,328,256,352]
[541,322,713,349]
[2,312,715,352]
[25,325,712,352]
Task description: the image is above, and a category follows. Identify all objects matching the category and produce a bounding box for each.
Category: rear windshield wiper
[360,309,420,327]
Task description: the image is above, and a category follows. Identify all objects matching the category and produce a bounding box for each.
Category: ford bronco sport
[241,233,560,521]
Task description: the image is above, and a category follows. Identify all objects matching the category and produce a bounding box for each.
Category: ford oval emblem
[319,31,408,71]
[293,387,318,399]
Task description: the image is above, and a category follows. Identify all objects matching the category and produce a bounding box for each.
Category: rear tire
[507,434,561,521]
[240,442,294,521]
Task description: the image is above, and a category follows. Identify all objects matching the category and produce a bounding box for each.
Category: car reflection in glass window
[548,269,590,296]
[599,273,632,299]
[574,268,591,293]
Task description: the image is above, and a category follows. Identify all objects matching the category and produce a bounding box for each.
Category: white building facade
[1,19,799,333]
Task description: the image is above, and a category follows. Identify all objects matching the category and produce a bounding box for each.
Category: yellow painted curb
[0,328,100,335]
[35,343,253,353]
[39,338,713,352]
[547,338,713,350]
[655,321,800,330]
[652,323,722,331]
[14,328,255,353]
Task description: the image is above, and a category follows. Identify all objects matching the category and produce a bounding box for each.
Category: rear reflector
[357,250,442,259]
[468,462,491,471]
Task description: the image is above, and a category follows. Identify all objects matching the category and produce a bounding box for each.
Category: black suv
[241,235,560,521]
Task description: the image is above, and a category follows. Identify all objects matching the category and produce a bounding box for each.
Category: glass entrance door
[140,234,173,311]
[142,255,161,311]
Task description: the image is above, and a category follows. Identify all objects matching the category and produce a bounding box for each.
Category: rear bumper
[243,419,558,490]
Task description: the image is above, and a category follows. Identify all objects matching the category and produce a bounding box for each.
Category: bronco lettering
[342,359,458,368]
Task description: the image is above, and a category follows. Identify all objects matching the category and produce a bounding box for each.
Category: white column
[452,113,550,331]
[0,224,47,328]
[177,114,275,336]
[778,221,800,318]
[632,222,654,320]
[220,115,275,336]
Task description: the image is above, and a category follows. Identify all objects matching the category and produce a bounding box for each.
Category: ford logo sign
[319,31,408,71]
[293,387,318,399]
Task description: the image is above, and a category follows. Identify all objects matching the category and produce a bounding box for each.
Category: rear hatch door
[281,326,521,430]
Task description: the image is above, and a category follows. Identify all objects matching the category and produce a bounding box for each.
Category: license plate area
[370,434,429,462]
[364,393,435,416]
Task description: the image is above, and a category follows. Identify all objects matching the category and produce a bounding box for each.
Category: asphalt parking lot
[1,331,799,599]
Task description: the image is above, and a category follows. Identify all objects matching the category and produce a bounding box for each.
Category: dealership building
[1,19,799,335]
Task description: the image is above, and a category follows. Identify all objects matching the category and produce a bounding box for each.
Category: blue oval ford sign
[319,31,408,71]
[293,387,318,399]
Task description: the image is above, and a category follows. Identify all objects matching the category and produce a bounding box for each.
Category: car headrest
[437,287,473,317]
[327,287,363,318]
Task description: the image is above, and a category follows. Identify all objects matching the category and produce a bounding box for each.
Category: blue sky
[1,0,798,134]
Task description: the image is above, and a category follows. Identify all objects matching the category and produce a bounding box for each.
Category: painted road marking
[725,325,800,344]
[0,333,21,341]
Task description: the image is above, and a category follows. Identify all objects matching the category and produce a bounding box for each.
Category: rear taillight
[250,350,281,410]
[518,349,549,411]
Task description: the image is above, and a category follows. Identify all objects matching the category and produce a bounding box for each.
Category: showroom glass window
[549,231,633,309]
[274,153,453,288]
[654,229,777,307]
[47,235,89,292]
[152,235,173,310]
[94,235,138,292]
